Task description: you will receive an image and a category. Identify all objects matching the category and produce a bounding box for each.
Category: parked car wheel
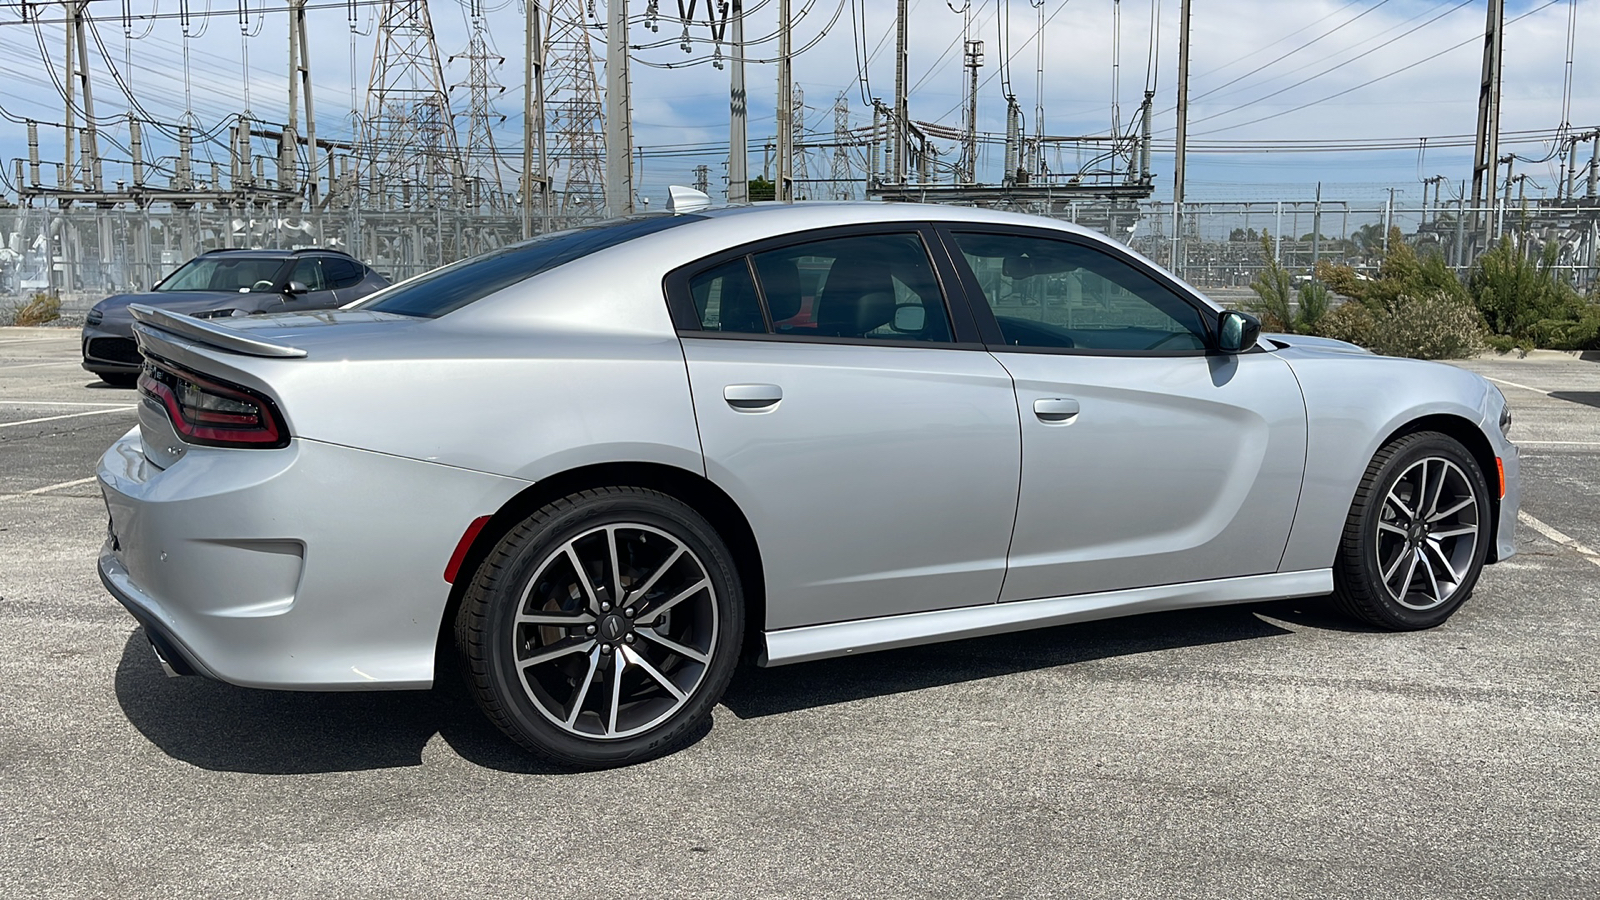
[1333,432,1491,630]
[457,487,743,767]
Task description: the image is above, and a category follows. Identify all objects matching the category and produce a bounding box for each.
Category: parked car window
[359,213,705,319]
[322,257,366,289]
[156,257,285,293]
[952,232,1209,352]
[688,259,766,333]
[289,258,328,291]
[749,233,953,342]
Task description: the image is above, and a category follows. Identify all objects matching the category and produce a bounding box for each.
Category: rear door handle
[724,383,783,410]
[1033,397,1080,422]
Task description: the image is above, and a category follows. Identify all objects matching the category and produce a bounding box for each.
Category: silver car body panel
[681,337,1022,629]
[994,349,1308,601]
[763,569,1334,666]
[96,201,1520,688]
[99,426,529,689]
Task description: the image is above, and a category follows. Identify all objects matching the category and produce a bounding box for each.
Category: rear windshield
[355,214,705,319]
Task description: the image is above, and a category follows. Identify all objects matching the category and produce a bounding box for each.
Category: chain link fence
[3,197,1597,318]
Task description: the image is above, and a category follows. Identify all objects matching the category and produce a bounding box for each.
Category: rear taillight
[138,356,288,449]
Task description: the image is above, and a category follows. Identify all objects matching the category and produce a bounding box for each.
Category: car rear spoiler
[128,304,308,359]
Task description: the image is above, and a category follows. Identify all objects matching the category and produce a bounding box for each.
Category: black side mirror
[1217,310,1261,353]
[283,280,310,296]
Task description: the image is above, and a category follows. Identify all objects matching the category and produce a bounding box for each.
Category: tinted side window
[360,214,704,318]
[750,233,952,342]
[289,258,328,291]
[688,259,766,333]
[323,257,366,289]
[952,232,1209,352]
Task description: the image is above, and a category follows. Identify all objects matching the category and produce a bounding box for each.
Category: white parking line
[1,400,135,407]
[0,406,136,428]
[1518,510,1600,569]
[0,476,100,502]
[1518,441,1600,447]
[0,362,81,370]
[1484,376,1551,397]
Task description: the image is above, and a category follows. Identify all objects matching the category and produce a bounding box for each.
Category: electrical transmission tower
[831,92,852,200]
[362,0,464,206]
[543,1,607,220]
[790,84,810,199]
[451,0,508,208]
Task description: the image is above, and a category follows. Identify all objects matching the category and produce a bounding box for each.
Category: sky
[0,0,1594,209]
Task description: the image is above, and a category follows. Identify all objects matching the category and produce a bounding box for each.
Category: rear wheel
[1333,431,1491,630]
[456,487,743,767]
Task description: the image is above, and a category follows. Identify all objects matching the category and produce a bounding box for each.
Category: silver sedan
[96,201,1519,767]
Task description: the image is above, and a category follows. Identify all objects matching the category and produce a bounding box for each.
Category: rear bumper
[96,426,529,690]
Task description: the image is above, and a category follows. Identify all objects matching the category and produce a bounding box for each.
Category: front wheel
[1333,431,1491,630]
[456,487,743,767]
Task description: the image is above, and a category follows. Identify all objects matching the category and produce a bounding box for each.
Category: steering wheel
[250,279,275,292]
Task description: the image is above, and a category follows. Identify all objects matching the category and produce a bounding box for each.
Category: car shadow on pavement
[721,599,1333,720]
[116,597,1349,773]
[114,629,566,776]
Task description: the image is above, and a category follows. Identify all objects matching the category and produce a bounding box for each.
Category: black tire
[1333,431,1492,630]
[98,371,138,388]
[456,487,743,768]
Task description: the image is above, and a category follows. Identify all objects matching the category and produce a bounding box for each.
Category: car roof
[199,248,359,260]
[690,200,1103,235]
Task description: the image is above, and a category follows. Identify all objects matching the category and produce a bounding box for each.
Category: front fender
[1276,350,1512,572]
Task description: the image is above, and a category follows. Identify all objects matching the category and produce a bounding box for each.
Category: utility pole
[776,0,792,201]
[962,33,983,184]
[832,91,851,199]
[1173,0,1191,272]
[63,1,102,193]
[604,0,634,216]
[728,0,748,203]
[1470,0,1504,245]
[521,0,547,236]
[1384,186,1396,254]
[893,0,909,185]
[286,0,318,203]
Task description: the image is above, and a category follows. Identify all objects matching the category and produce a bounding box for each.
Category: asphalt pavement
[1,326,1596,899]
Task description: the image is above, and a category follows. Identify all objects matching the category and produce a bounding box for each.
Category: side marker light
[444,516,492,584]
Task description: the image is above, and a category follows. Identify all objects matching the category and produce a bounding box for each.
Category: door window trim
[663,223,987,348]
[932,223,1233,357]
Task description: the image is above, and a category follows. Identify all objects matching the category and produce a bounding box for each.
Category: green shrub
[1369,291,1485,360]
[1248,235,1296,332]
[1315,300,1380,348]
[1297,279,1330,334]
[12,293,60,326]
[1470,238,1580,339]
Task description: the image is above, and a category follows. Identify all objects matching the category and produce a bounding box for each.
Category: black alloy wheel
[457,486,743,767]
[1333,431,1492,630]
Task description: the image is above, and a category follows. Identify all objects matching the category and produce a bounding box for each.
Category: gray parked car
[95,201,1519,768]
[81,247,388,385]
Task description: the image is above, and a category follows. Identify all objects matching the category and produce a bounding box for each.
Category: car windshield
[354,213,706,319]
[155,256,286,293]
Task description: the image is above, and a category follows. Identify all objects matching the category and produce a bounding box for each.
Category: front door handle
[1033,397,1080,422]
[724,383,783,410]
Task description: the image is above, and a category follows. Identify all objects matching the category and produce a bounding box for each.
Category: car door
[322,256,379,304]
[280,257,342,312]
[937,226,1308,603]
[668,226,1022,630]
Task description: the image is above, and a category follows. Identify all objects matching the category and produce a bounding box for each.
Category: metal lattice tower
[361,0,464,205]
[831,92,852,200]
[543,1,606,220]
[790,85,810,200]
[451,2,508,205]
